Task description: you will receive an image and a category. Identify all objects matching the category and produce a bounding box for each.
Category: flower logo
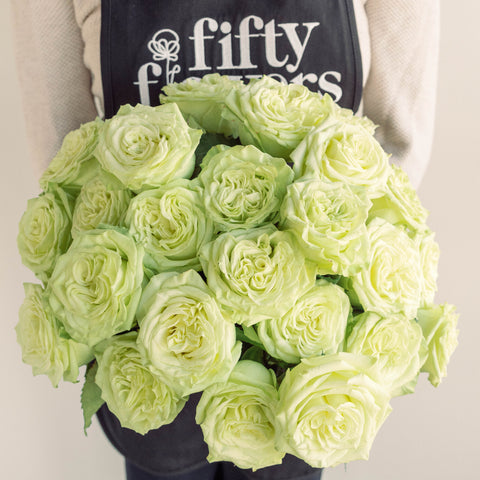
[148,29,181,84]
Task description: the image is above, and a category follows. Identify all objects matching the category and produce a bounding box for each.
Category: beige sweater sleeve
[10,0,98,177]
[362,0,440,188]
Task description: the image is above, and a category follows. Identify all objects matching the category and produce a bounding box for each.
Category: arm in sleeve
[11,0,98,176]
[362,0,440,188]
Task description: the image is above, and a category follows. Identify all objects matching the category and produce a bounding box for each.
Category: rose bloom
[17,186,73,282]
[199,144,293,231]
[346,312,427,396]
[199,225,316,326]
[275,353,391,468]
[196,360,284,470]
[71,172,132,238]
[16,283,93,387]
[222,76,335,158]
[40,119,102,192]
[417,303,459,387]
[48,228,144,346]
[347,218,422,319]
[95,103,202,191]
[95,332,186,435]
[291,119,390,199]
[279,178,371,276]
[368,164,429,235]
[136,270,241,397]
[160,73,242,137]
[125,179,214,273]
[256,279,351,363]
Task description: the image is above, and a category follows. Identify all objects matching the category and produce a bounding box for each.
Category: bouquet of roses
[16,75,459,470]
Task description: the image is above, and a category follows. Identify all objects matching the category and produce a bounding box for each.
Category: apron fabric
[101,0,362,118]
[99,1,361,477]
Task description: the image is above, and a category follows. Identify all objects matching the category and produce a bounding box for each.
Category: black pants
[126,460,323,480]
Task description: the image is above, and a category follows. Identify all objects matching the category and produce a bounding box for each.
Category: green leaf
[235,326,265,351]
[81,361,105,435]
[241,346,265,363]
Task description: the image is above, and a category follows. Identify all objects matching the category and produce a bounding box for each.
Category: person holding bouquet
[11,1,440,479]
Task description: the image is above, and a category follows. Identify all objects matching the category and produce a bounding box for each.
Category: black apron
[101,0,362,118]
[98,1,362,477]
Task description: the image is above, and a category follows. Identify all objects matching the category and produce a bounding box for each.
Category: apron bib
[98,2,362,476]
[101,0,362,118]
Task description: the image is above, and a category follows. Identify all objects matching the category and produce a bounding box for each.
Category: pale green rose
[346,312,427,396]
[347,218,422,318]
[95,103,202,191]
[17,186,73,282]
[95,332,186,435]
[279,178,371,276]
[136,270,242,397]
[71,172,133,238]
[48,228,144,346]
[417,304,459,387]
[160,74,243,137]
[275,353,391,468]
[291,119,390,199]
[196,360,284,470]
[199,144,293,231]
[39,119,103,192]
[257,279,351,363]
[16,283,93,387]
[125,179,214,273]
[199,225,316,326]
[222,76,335,158]
[415,230,440,307]
[368,164,429,234]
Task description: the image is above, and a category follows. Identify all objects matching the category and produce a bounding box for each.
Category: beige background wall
[1,1,478,479]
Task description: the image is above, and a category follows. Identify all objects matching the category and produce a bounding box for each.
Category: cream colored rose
[256,279,351,363]
[347,218,422,318]
[291,119,390,199]
[136,270,241,397]
[346,312,427,396]
[16,283,93,387]
[417,304,459,387]
[275,353,391,468]
[196,360,284,470]
[279,178,371,275]
[95,103,202,191]
[95,332,186,435]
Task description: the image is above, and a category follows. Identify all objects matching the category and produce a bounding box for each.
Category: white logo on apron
[134,16,343,105]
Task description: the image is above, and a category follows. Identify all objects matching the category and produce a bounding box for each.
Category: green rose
[275,353,391,468]
[95,332,186,435]
[136,270,242,397]
[71,172,133,238]
[39,119,102,192]
[291,119,390,199]
[346,312,427,396]
[48,228,144,346]
[256,279,351,363]
[196,360,284,470]
[17,186,73,282]
[199,225,316,326]
[95,103,202,191]
[346,218,422,318]
[125,179,214,273]
[368,164,429,234]
[279,178,371,276]
[222,76,334,158]
[417,304,459,387]
[199,144,293,231]
[16,283,93,387]
[160,73,242,137]
[415,230,440,307]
